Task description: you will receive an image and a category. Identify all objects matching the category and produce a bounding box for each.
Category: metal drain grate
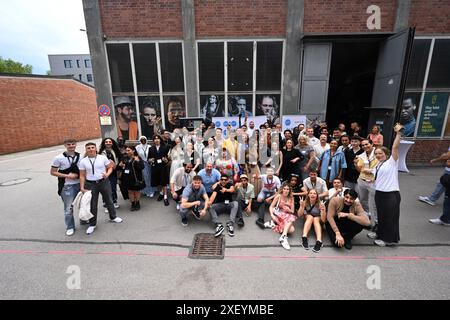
[188,233,225,259]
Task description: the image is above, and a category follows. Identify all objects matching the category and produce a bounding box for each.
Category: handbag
[132,160,146,189]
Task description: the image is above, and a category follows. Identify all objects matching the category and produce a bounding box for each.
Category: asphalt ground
[0,141,449,300]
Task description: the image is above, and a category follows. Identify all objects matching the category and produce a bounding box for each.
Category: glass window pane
[400,92,421,137]
[256,94,281,125]
[107,44,134,93]
[132,43,159,93]
[200,94,225,123]
[228,42,253,92]
[427,39,450,89]
[228,95,253,117]
[256,42,283,91]
[163,96,186,131]
[405,39,431,90]
[139,96,163,139]
[113,95,140,141]
[159,43,184,92]
[198,42,224,92]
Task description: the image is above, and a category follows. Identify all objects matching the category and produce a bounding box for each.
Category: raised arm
[392,123,402,161]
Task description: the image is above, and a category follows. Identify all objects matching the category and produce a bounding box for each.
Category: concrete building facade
[82,0,450,165]
[48,54,95,86]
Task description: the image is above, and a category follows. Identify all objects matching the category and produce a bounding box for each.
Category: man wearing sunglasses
[208,174,238,237]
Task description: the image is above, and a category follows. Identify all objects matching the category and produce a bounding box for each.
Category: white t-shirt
[51,153,80,185]
[260,175,281,192]
[307,136,320,147]
[314,143,330,161]
[303,177,328,195]
[375,156,399,192]
[328,187,349,199]
[78,154,111,181]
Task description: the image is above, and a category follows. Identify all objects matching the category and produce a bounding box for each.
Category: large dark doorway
[326,41,379,135]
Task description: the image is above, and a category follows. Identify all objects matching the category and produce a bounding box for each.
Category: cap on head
[114,96,132,107]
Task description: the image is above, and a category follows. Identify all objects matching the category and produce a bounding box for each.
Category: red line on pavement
[425,257,450,261]
[48,251,85,255]
[99,252,136,256]
[377,256,422,261]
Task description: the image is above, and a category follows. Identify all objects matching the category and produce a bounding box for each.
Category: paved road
[0,142,449,299]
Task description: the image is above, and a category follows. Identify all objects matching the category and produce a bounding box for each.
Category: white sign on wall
[282,115,307,131]
[212,117,240,137]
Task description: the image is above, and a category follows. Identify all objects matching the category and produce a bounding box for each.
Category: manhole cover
[0,178,31,187]
[188,233,225,260]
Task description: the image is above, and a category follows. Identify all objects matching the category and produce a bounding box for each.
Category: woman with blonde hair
[265,183,297,250]
[298,189,326,253]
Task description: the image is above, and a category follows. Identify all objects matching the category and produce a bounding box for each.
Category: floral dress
[272,196,297,234]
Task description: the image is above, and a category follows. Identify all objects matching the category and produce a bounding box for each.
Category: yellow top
[357,150,379,182]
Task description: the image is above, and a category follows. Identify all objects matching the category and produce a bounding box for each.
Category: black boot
[130,201,136,211]
[135,201,141,210]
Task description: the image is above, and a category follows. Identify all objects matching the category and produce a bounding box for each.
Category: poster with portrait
[417,92,449,138]
[212,117,239,138]
[113,95,139,142]
[200,94,225,124]
[400,92,421,137]
[282,115,307,132]
[255,94,281,125]
[228,95,253,118]
[163,96,186,132]
[138,96,162,139]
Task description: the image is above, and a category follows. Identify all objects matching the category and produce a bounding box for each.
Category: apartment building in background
[48,54,94,86]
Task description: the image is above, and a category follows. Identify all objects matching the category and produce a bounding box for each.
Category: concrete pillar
[394,0,412,32]
[281,0,304,116]
[182,0,199,117]
[82,0,116,139]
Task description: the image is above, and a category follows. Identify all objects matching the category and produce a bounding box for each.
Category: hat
[114,96,133,107]
[139,136,147,141]
[240,174,248,180]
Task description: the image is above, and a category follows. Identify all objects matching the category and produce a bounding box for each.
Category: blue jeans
[441,195,450,223]
[60,183,80,230]
[429,170,450,202]
[142,161,155,196]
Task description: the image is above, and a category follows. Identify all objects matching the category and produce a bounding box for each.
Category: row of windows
[64,59,92,69]
[106,41,284,132]
[77,74,93,82]
[404,38,450,138]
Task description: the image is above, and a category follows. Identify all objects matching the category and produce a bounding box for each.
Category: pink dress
[272,196,297,234]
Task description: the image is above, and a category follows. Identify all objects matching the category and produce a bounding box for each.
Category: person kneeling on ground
[179,175,209,227]
[208,174,238,237]
[326,189,370,250]
[234,174,255,227]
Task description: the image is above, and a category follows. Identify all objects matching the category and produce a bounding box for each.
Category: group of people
[51,117,445,252]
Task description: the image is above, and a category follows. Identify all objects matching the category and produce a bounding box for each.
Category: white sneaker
[114,203,120,209]
[176,203,180,211]
[104,208,109,213]
[429,218,450,226]
[149,193,154,198]
[110,217,123,223]
[418,196,436,206]
[279,235,291,250]
[367,232,377,239]
[86,226,96,234]
[373,239,386,247]
[264,220,275,229]
[65,228,75,236]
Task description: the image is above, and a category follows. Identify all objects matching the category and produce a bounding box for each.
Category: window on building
[78,74,82,81]
[87,74,93,82]
[228,42,253,92]
[159,43,184,92]
[198,42,224,92]
[85,59,92,68]
[256,42,283,91]
[405,39,432,90]
[133,43,159,93]
[106,43,134,93]
[426,39,450,89]
[76,60,81,68]
[64,60,72,68]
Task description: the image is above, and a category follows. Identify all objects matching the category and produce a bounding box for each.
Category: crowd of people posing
[51,120,404,251]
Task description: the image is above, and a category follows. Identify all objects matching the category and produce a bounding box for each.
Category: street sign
[98,104,111,116]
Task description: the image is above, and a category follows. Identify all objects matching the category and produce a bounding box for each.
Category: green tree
[0,56,33,74]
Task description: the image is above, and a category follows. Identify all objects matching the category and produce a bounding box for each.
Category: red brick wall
[195,0,287,37]
[406,139,450,166]
[409,0,450,34]
[99,0,183,38]
[304,0,396,33]
[0,76,101,154]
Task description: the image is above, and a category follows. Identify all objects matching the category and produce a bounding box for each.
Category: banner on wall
[282,115,307,131]
[245,116,267,131]
[212,117,240,137]
[417,92,450,137]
